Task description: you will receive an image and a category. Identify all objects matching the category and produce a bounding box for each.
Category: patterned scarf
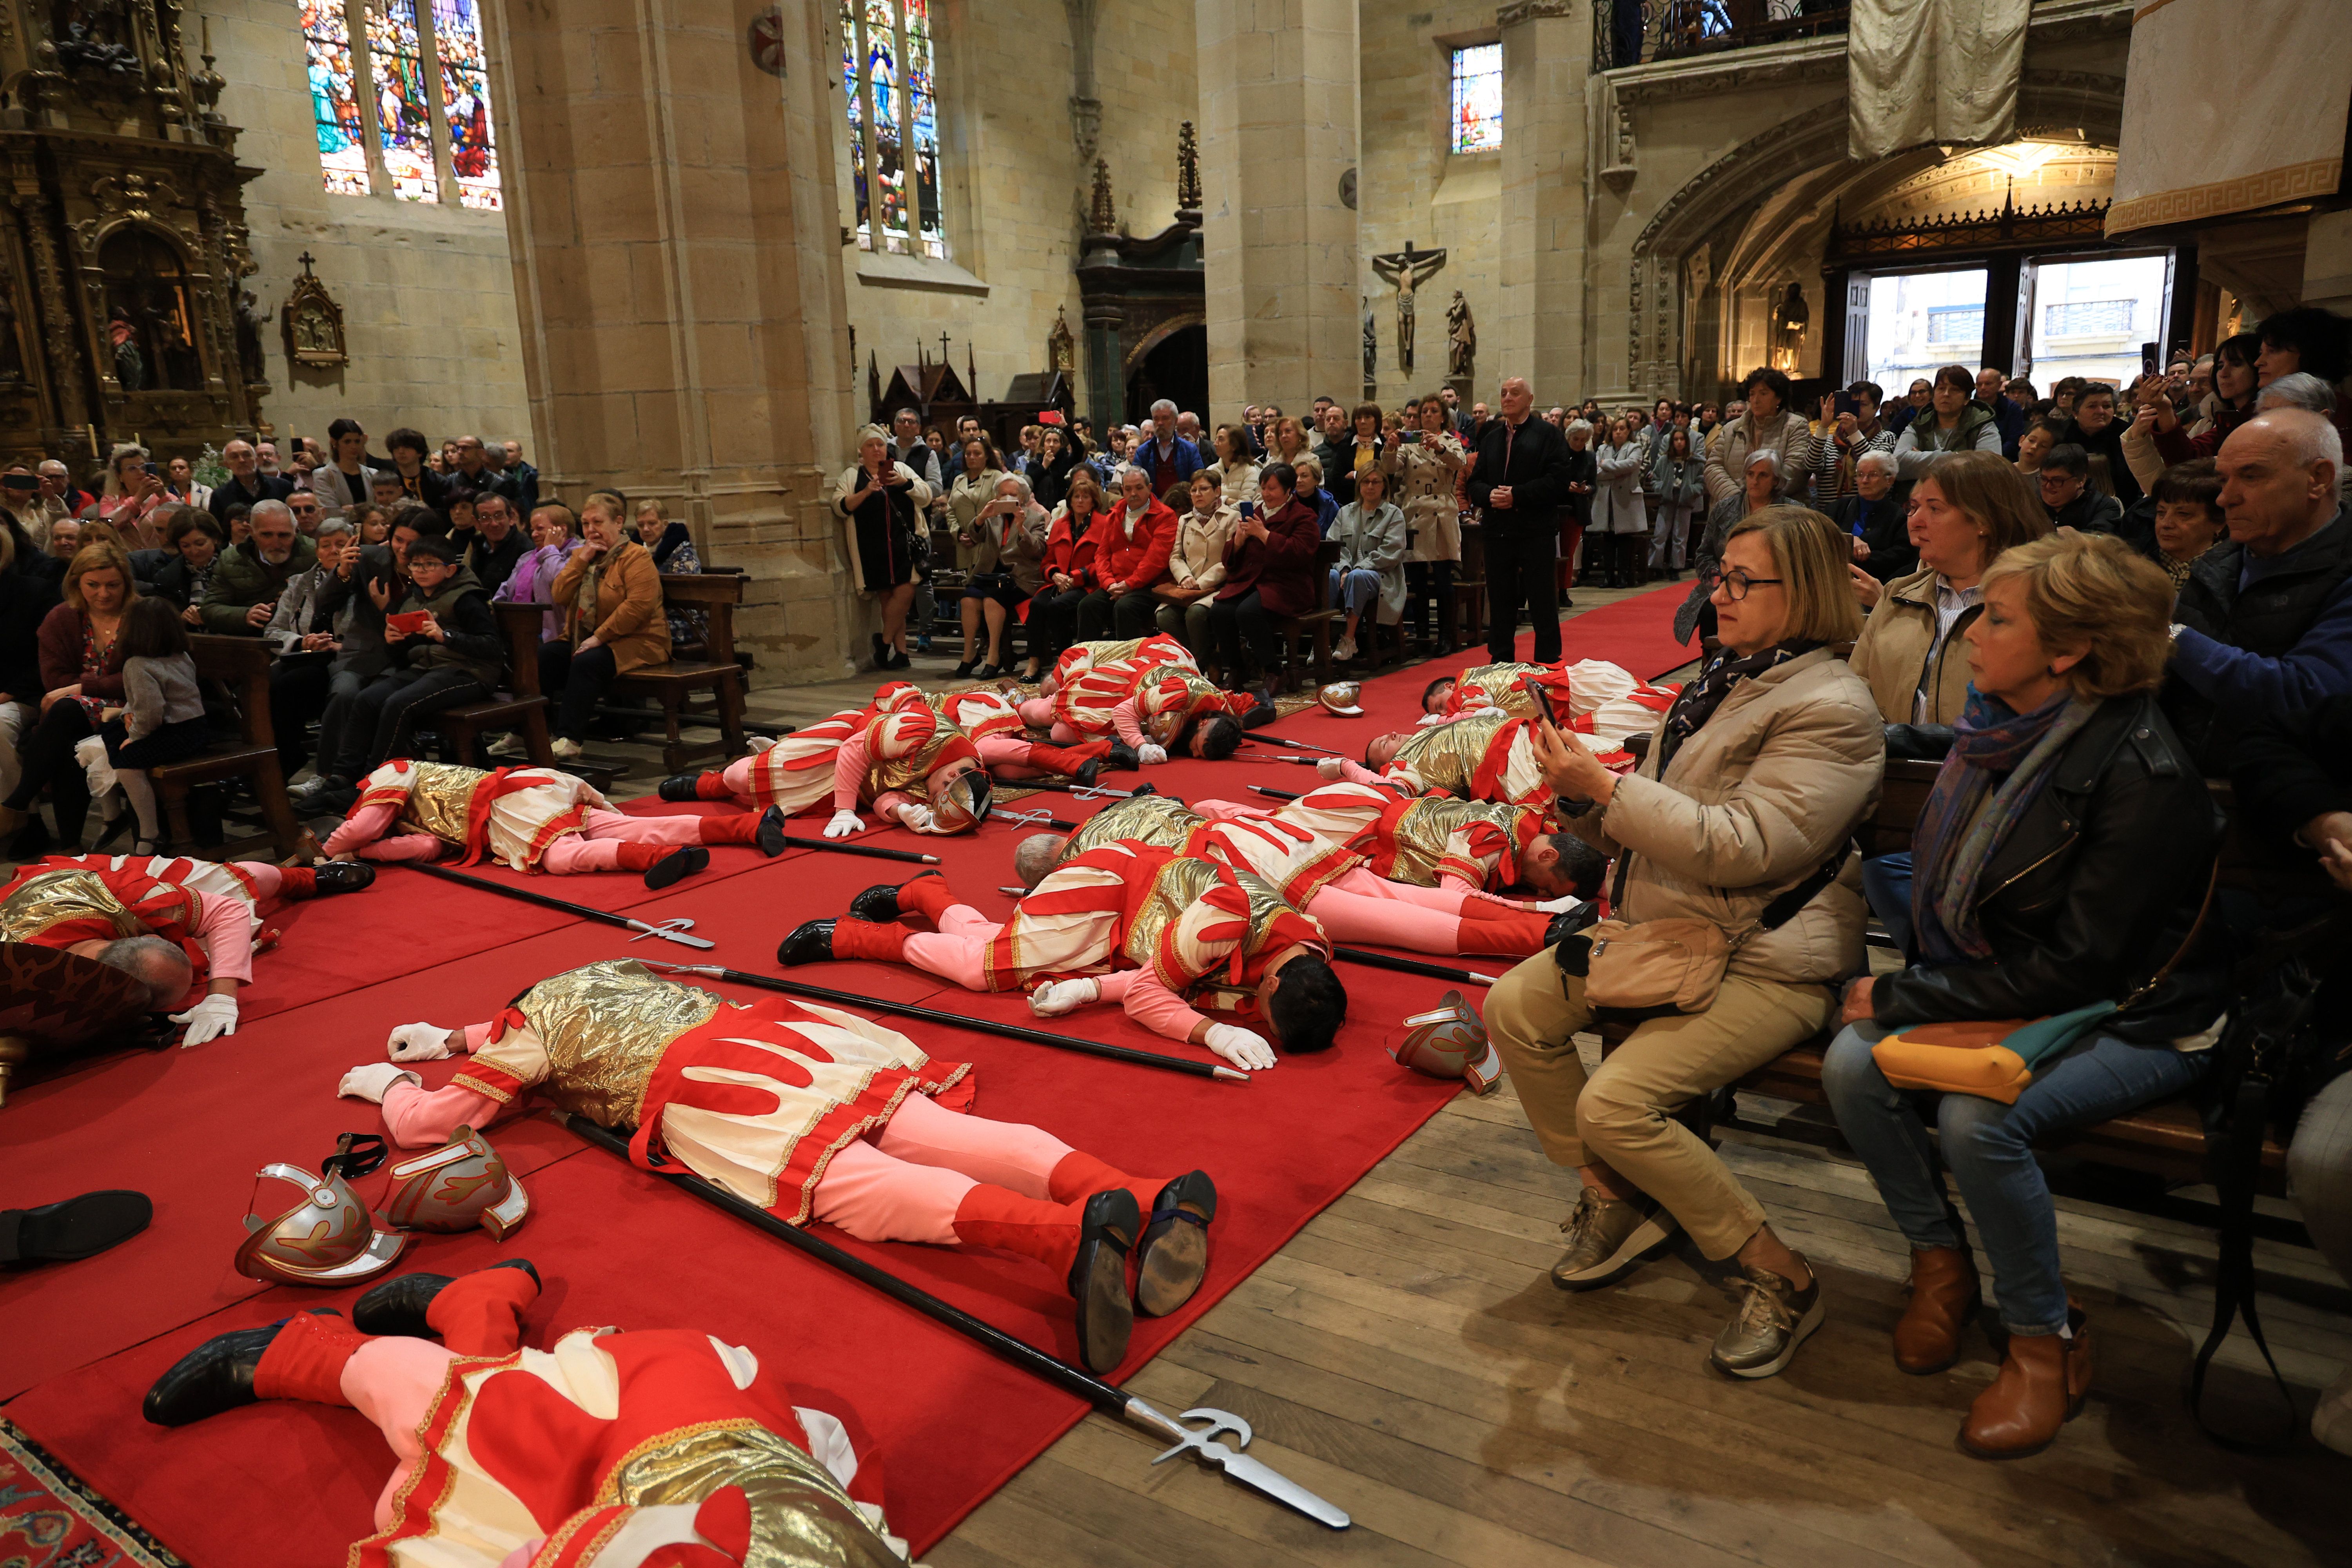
[1655,641,1817,774]
[1910,686,2099,965]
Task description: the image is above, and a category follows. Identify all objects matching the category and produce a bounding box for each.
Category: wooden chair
[434,604,557,769]
[604,574,748,772]
[1270,539,1343,692]
[1589,757,2299,1194]
[154,636,304,858]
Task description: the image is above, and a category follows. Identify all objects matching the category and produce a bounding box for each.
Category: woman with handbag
[1818,532,2223,1459]
[1485,505,1879,1380]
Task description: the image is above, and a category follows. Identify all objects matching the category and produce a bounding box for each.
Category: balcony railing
[1592,2,1853,74]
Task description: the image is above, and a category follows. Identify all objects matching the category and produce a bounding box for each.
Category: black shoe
[657,773,703,803]
[142,1310,341,1427]
[1545,900,1601,946]
[1135,1171,1217,1318]
[353,1258,542,1339]
[1129,780,1158,797]
[1242,701,1279,730]
[872,633,888,667]
[884,648,912,671]
[1,1190,151,1264]
[973,664,1000,681]
[1074,758,1103,788]
[643,846,708,890]
[847,870,939,924]
[777,919,837,965]
[952,659,978,679]
[755,806,788,857]
[1105,741,1139,772]
[1068,1188,1140,1375]
[311,861,375,895]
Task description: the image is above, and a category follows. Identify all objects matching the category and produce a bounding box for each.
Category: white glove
[1316,757,1345,781]
[824,809,865,839]
[338,1062,423,1103]
[747,734,779,754]
[1203,1023,1276,1071]
[1535,895,1586,915]
[1028,976,1102,1017]
[890,800,937,833]
[388,1022,458,1062]
[1138,742,1169,766]
[169,993,240,1047]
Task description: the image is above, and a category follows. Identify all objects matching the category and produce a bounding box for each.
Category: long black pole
[1241,733,1342,756]
[401,861,708,944]
[1332,947,1498,986]
[640,961,1247,1082]
[559,1111,1118,1407]
[1248,785,1302,801]
[777,835,942,865]
[1010,778,1151,800]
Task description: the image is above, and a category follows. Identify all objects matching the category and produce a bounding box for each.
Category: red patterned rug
[0,1419,184,1567]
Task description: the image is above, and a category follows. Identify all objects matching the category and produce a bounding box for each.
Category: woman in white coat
[1590,415,1651,590]
[1327,465,1407,662]
[831,422,934,670]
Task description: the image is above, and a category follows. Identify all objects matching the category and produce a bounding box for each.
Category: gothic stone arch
[1628,73,2126,398]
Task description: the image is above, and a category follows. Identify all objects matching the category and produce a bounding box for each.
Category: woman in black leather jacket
[1821,531,2223,1461]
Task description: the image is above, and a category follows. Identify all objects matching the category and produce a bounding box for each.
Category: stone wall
[1358,2,1500,407]
[838,0,1197,432]
[198,0,532,453]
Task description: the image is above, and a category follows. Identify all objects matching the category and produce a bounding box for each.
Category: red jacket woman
[1083,494,1178,591]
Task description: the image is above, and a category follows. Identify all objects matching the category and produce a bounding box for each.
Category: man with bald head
[2165,408,2352,772]
[1466,376,1575,664]
[206,437,294,528]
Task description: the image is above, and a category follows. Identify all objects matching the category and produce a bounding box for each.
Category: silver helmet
[382,1125,530,1239]
[234,1137,407,1287]
[1389,990,1502,1094]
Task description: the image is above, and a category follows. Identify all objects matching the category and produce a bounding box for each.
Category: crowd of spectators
[0,423,697,854]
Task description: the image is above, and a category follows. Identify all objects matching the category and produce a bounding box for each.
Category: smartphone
[1526,681,1561,730]
[2140,341,2159,377]
[143,461,160,476]
[1238,501,1256,518]
[1832,391,1860,419]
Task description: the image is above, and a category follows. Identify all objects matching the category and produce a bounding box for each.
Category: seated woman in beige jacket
[1154,468,1239,655]
[1486,505,1882,1382]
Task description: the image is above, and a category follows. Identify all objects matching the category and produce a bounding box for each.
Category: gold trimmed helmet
[382,1125,530,1239]
[1318,682,1364,717]
[1390,990,1502,1094]
[932,767,991,831]
[234,1136,406,1287]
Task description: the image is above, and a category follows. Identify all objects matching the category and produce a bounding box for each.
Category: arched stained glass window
[840,0,947,259]
[302,0,371,195]
[433,0,501,210]
[366,0,438,201]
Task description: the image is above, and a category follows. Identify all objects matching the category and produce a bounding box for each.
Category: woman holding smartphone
[831,422,932,671]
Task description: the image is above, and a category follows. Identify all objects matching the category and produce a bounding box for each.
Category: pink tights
[976,735,1048,780]
[539,809,704,872]
[340,1337,461,1532]
[811,1093,1077,1244]
[902,904,1002,991]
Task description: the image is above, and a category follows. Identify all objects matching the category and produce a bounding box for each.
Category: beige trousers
[1485,953,1835,1259]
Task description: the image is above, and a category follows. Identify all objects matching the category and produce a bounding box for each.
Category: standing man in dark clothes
[1465,376,1575,664]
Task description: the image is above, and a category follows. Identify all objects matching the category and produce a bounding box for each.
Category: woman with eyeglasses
[1674,447,1784,647]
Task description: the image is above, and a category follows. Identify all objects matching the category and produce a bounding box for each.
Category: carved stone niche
[282,253,348,368]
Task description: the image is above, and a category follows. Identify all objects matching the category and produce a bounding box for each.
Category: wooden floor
[926,1067,2352,1568]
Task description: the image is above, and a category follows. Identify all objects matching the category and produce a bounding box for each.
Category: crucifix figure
[1370,242,1448,376]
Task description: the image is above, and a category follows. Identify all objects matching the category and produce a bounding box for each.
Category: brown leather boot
[1961,1311,2091,1459]
[1893,1246,1979,1375]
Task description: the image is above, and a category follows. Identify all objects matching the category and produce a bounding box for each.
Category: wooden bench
[434,603,557,770]
[1595,753,2301,1194]
[605,573,748,772]
[159,636,304,858]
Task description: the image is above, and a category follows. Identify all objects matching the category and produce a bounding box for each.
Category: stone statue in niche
[1047,307,1075,376]
[1370,241,1446,377]
[1446,291,1476,381]
[234,288,270,386]
[1362,298,1376,385]
[1769,281,1808,371]
[281,252,350,368]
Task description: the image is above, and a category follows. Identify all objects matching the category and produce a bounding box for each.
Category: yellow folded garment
[1869,1036,2033,1103]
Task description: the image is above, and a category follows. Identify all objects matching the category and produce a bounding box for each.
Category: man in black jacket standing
[1466,376,1574,663]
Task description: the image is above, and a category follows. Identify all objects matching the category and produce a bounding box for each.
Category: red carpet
[0,593,1688,1563]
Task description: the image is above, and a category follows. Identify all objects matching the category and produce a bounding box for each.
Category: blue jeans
[1329,566,1382,616]
[1820,1021,2211,1335]
[1862,851,1913,954]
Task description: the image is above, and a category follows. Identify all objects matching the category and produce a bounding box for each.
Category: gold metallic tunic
[1450,662,1552,718]
[1118,855,1232,974]
[604,1423,903,1568]
[1391,711,1510,796]
[0,866,196,945]
[1055,794,1203,864]
[392,761,494,844]
[866,696,977,798]
[1387,797,1538,886]
[1183,866,1308,1016]
[472,960,730,1127]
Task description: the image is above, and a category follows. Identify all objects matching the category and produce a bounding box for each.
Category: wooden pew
[434,603,557,769]
[606,573,748,772]
[155,636,304,858]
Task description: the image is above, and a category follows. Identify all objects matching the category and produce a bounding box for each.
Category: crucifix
[1370,241,1448,376]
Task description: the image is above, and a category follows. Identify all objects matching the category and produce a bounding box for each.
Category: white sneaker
[486,733,526,759]
[1333,635,1357,661]
[550,736,584,761]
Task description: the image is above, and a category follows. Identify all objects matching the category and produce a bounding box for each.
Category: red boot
[252,1310,370,1405]
[829,918,909,962]
[954,1183,1139,1374]
[1455,903,1553,956]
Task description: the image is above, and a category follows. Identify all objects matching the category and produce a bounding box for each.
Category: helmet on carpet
[381,1124,530,1239]
[1318,682,1364,717]
[932,766,991,831]
[234,1134,407,1287]
[1391,990,1502,1094]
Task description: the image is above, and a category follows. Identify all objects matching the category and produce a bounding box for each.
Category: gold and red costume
[1260,783,1548,893]
[1436,657,1677,753]
[0,859,216,982]
[938,687,1110,781]
[337,760,605,871]
[690,688,982,833]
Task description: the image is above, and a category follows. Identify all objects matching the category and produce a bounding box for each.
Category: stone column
[487,0,859,685]
[1194,0,1358,417]
[1497,0,1591,405]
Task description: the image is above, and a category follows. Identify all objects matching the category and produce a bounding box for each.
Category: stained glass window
[432,0,500,209]
[367,0,439,201]
[302,0,371,194]
[1450,43,1502,154]
[842,0,947,259]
